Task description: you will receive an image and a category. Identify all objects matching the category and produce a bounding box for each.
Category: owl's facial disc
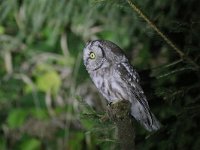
[83,41,105,71]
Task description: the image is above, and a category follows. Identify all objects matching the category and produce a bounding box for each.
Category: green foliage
[68,131,85,150]
[35,66,61,95]
[0,0,200,149]
[19,138,41,150]
[6,109,28,129]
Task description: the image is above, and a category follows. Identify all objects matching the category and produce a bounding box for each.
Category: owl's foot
[107,100,131,121]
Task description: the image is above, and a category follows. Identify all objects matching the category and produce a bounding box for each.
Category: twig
[157,67,195,79]
[4,51,13,74]
[127,0,199,69]
[60,32,69,56]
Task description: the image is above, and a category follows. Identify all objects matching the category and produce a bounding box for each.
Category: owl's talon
[108,102,113,106]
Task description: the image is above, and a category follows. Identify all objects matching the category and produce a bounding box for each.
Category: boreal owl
[83,40,161,131]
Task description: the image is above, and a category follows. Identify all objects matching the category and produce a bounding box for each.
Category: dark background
[0,0,200,149]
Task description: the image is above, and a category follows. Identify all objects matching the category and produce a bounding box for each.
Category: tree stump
[107,100,135,150]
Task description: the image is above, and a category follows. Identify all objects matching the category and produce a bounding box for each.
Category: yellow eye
[89,52,96,59]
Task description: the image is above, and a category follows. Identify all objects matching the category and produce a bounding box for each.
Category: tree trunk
[107,101,135,150]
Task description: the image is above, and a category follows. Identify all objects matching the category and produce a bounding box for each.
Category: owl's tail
[131,102,161,132]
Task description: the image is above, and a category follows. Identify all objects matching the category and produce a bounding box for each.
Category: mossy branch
[127,0,199,69]
[106,101,135,150]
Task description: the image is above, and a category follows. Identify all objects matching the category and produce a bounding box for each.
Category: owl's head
[83,40,126,71]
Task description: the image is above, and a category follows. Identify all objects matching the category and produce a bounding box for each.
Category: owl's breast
[91,68,129,103]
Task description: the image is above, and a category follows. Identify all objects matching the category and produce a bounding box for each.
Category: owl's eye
[89,52,96,59]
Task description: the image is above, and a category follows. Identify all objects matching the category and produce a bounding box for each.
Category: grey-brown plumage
[83,40,161,131]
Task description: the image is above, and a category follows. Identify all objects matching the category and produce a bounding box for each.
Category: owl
[83,40,161,131]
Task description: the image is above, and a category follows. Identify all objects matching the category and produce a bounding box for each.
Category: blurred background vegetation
[0,0,200,150]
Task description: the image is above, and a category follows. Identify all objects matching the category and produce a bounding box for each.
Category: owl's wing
[117,61,150,111]
[120,62,140,83]
[117,61,155,128]
[118,62,162,131]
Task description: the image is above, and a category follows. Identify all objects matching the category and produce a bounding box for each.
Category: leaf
[36,70,61,95]
[6,109,28,129]
[19,138,41,150]
[0,26,5,34]
[30,108,49,120]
